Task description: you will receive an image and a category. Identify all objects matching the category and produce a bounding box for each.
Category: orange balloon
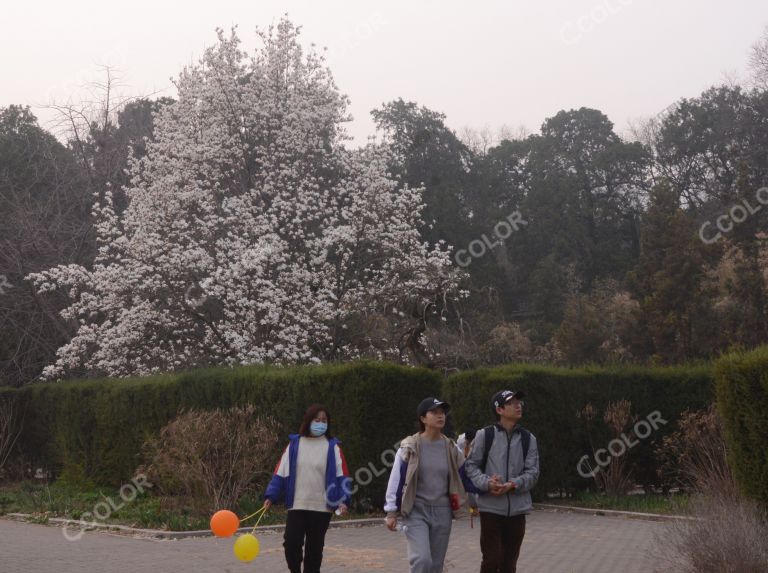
[210,510,240,538]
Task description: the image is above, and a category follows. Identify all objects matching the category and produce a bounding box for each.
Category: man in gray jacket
[464,390,540,573]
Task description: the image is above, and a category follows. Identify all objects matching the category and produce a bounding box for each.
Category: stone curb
[4,505,694,539]
[2,513,387,539]
[534,503,696,522]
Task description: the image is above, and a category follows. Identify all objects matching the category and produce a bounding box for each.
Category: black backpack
[479,425,531,474]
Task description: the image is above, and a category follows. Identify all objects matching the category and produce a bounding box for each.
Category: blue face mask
[310,421,328,437]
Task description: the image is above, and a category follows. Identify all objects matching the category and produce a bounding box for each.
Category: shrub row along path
[1,509,667,572]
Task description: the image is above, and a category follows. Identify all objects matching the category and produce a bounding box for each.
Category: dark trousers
[283,509,332,573]
[479,512,526,573]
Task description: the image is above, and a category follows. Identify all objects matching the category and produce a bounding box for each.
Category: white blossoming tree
[28,19,461,379]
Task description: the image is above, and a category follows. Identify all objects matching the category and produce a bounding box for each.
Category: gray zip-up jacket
[464,424,540,517]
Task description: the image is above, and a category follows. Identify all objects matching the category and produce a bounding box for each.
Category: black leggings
[283,509,332,573]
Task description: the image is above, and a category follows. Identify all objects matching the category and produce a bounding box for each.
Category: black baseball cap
[417,397,451,417]
[491,389,526,410]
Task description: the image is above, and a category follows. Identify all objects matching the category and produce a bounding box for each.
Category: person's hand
[496,481,517,495]
[489,483,505,495]
[337,503,348,516]
[489,477,517,495]
[488,474,504,495]
[385,516,398,531]
[263,499,272,511]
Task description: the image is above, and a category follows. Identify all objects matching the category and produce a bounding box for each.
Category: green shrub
[715,346,768,504]
[5,361,441,507]
[58,463,96,491]
[3,359,716,506]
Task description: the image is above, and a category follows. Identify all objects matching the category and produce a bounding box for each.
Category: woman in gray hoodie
[384,397,472,573]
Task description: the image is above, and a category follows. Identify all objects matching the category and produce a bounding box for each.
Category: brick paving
[0,509,668,572]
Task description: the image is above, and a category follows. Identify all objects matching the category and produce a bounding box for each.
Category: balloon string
[241,505,267,523]
[251,505,269,532]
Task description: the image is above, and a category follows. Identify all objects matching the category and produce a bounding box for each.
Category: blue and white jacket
[264,434,352,510]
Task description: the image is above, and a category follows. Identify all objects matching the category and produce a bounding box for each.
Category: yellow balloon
[233,533,260,562]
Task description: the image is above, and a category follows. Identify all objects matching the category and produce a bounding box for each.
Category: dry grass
[656,405,768,572]
[578,400,637,496]
[0,398,21,477]
[656,405,734,495]
[657,494,768,572]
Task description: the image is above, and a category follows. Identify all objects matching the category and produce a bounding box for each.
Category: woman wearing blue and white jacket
[264,404,351,573]
[384,397,475,573]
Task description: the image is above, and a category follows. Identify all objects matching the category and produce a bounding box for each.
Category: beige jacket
[384,433,468,519]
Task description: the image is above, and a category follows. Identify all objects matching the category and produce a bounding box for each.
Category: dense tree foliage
[2,19,768,384]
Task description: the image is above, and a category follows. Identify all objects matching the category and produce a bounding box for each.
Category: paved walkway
[1,509,668,572]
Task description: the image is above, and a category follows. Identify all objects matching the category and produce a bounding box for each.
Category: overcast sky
[2,0,766,145]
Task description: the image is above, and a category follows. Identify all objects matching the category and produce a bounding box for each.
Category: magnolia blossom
[28,20,461,379]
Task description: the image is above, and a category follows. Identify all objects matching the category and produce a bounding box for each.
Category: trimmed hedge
[2,362,441,505]
[2,360,717,505]
[715,346,768,504]
[442,364,714,496]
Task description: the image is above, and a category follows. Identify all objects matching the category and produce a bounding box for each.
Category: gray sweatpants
[402,503,453,573]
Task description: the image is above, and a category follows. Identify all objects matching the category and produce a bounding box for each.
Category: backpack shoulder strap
[480,425,495,474]
[518,426,531,462]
